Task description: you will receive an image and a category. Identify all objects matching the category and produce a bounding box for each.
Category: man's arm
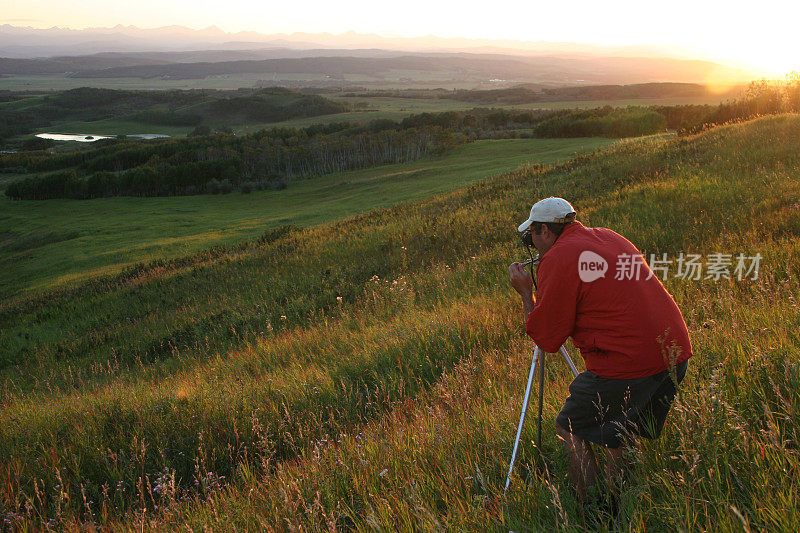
[526,256,580,353]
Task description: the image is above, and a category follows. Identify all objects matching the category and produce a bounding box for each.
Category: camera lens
[521,229,533,247]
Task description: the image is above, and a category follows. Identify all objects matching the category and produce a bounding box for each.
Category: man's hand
[509,263,536,319]
[509,262,534,297]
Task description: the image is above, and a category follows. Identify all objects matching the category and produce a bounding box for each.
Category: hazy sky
[3,0,799,73]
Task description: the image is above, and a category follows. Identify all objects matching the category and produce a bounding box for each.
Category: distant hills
[0,24,756,87]
[0,24,714,59]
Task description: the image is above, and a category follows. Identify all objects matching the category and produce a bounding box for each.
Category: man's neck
[539,221,580,258]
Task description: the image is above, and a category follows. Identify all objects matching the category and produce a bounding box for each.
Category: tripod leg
[536,350,545,451]
[559,345,580,378]
[504,346,540,493]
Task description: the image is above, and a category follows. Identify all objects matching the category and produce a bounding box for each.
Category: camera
[521,228,534,247]
[519,229,540,268]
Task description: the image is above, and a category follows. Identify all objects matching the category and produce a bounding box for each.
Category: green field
[31,119,190,137]
[1,115,798,530]
[0,73,314,91]
[0,137,616,297]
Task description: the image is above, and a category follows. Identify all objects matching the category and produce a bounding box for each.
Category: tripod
[503,242,582,492]
[504,344,580,493]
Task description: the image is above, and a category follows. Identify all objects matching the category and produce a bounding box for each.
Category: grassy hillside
[0,137,615,297]
[1,116,799,530]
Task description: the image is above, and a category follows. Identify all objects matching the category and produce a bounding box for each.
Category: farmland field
[0,74,333,92]
[1,114,798,530]
[0,137,616,297]
[0,73,511,92]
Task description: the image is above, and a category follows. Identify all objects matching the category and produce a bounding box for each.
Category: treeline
[532,107,667,138]
[5,124,460,200]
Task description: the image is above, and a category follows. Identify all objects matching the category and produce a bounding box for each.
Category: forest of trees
[4,123,461,200]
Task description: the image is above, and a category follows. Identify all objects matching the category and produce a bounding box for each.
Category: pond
[35,133,171,142]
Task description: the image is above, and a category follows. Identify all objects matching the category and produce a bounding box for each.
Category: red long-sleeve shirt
[526,222,693,379]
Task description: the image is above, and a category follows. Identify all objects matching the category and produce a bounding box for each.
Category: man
[508,197,692,504]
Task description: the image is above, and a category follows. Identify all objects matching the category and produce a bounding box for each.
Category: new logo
[578,251,608,282]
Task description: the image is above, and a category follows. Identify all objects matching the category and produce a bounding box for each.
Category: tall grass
[1,115,799,530]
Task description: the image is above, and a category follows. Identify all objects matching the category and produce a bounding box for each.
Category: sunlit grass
[1,115,799,530]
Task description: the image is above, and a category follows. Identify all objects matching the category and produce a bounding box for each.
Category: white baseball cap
[517,197,576,232]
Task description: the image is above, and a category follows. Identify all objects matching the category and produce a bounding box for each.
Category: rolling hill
[0,114,798,529]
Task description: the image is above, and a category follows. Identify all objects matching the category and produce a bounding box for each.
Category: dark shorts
[556,360,688,448]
